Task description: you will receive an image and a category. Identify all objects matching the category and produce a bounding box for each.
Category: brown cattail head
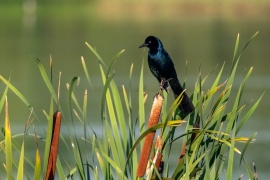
[136,94,163,177]
[45,111,62,180]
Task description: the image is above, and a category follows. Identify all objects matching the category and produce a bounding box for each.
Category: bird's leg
[159,78,165,95]
[160,78,174,93]
[159,78,166,90]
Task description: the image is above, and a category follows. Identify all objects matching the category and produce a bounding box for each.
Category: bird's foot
[158,78,166,95]
[159,78,174,93]
[159,80,164,90]
[159,78,167,91]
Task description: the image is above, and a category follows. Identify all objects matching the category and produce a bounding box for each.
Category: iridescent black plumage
[139,36,194,117]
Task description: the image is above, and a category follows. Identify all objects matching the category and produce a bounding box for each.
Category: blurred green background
[0,0,269,178]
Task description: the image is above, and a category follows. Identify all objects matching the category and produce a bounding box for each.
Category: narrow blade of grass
[83,89,88,139]
[239,132,257,166]
[34,148,41,180]
[106,49,125,78]
[34,57,58,103]
[243,159,254,179]
[17,141,24,180]
[236,93,263,135]
[232,33,240,67]
[0,75,31,108]
[42,97,54,176]
[0,83,9,114]
[139,61,145,133]
[56,157,66,180]
[67,76,80,122]
[226,126,236,180]
[238,32,259,58]
[85,42,106,67]
[81,56,93,88]
[5,98,13,180]
[71,138,86,180]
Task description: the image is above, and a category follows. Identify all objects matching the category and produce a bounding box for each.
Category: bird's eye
[148,41,151,44]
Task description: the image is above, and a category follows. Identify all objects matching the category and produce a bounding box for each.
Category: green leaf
[236,93,263,135]
[226,126,236,180]
[0,75,31,108]
[34,148,41,180]
[106,49,125,78]
[5,98,13,180]
[67,76,80,122]
[17,141,24,180]
[42,97,54,176]
[34,57,58,103]
[239,132,257,166]
[139,60,145,133]
[85,42,106,67]
[232,33,240,67]
[81,56,93,88]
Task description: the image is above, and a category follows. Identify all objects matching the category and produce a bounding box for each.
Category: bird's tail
[168,78,195,117]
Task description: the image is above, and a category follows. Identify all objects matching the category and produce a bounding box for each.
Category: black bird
[139,36,194,117]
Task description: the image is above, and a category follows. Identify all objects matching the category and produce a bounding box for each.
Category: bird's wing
[148,54,163,82]
[161,50,179,80]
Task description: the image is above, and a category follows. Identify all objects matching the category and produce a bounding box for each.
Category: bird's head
[139,36,163,51]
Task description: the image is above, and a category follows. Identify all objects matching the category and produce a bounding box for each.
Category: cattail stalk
[136,94,163,177]
[146,135,163,178]
[45,111,62,180]
[153,135,163,173]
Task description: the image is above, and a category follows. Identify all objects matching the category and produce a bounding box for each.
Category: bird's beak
[139,43,147,48]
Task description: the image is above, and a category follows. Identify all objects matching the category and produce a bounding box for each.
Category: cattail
[153,135,163,172]
[46,111,62,180]
[136,94,163,177]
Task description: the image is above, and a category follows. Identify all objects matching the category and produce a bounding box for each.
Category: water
[0,1,270,179]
